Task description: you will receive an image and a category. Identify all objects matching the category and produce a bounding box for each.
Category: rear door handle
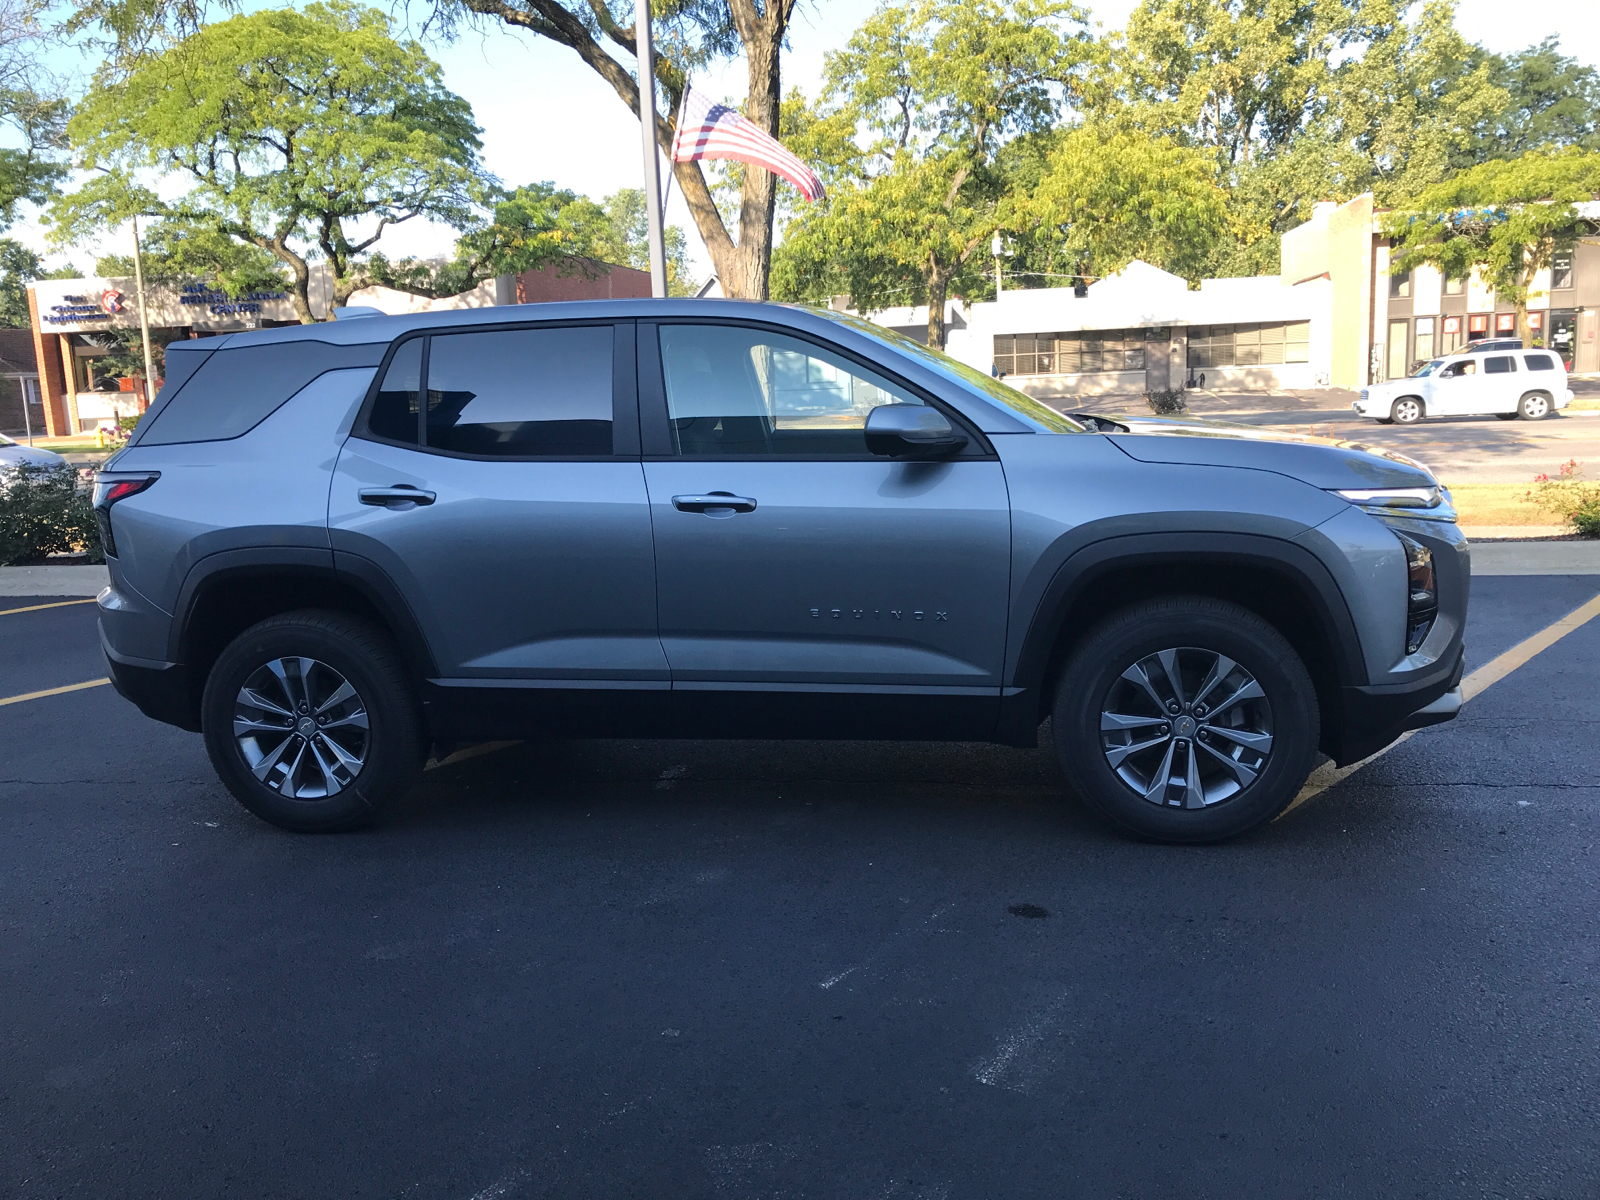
[359,485,436,508]
[672,492,757,515]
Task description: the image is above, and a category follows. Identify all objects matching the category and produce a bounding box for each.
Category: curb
[0,565,110,596]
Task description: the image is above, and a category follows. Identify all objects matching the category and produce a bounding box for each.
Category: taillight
[92,472,159,559]
[1396,532,1437,654]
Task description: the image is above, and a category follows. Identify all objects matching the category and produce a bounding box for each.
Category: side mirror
[864,404,968,459]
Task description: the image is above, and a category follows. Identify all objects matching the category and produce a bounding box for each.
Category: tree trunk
[926,270,949,351]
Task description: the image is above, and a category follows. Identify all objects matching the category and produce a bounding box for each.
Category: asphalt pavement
[4,579,1600,1199]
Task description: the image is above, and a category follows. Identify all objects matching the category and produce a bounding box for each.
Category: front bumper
[100,623,199,732]
[1329,644,1464,765]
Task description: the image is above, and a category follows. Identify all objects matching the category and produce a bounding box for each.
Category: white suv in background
[1354,346,1573,425]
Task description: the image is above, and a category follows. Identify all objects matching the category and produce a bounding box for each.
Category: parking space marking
[1284,588,1600,815]
[0,677,110,707]
[0,598,97,618]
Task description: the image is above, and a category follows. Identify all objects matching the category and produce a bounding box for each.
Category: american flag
[670,85,825,203]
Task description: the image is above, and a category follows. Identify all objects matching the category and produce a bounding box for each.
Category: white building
[923,259,1332,398]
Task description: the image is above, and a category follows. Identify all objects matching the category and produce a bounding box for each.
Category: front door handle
[672,492,757,515]
[359,485,436,509]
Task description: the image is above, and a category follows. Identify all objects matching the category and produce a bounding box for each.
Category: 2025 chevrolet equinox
[94,301,1466,842]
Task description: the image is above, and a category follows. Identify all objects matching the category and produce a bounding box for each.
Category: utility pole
[635,1,668,298]
[131,216,157,410]
[992,233,1003,297]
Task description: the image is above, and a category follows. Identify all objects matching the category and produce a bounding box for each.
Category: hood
[1093,414,1438,491]
[0,443,68,469]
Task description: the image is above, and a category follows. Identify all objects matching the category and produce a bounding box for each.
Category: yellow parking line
[0,677,111,707]
[0,598,97,618]
[1283,588,1600,815]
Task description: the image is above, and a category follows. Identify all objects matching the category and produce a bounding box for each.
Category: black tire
[1495,412,1519,421]
[1374,417,1395,425]
[1518,391,1551,420]
[1052,597,1321,843]
[201,610,425,832]
[1391,397,1424,425]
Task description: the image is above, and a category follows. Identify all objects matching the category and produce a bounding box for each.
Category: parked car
[0,432,67,476]
[1354,345,1572,424]
[94,301,1467,843]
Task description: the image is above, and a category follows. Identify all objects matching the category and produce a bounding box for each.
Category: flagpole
[635,1,668,297]
[131,216,156,410]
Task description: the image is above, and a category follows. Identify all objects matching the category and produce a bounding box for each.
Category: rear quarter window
[136,340,386,445]
[1523,354,1557,371]
[1482,355,1517,374]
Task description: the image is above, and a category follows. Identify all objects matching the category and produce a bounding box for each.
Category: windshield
[1410,360,1444,378]
[812,310,1087,433]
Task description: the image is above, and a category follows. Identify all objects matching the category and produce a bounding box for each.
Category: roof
[0,326,36,375]
[175,298,842,351]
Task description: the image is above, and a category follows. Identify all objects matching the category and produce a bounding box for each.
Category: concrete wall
[1328,194,1375,390]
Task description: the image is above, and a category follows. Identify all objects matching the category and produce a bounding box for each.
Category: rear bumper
[100,624,199,732]
[1330,645,1464,765]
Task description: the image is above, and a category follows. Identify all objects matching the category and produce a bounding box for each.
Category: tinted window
[1483,355,1516,374]
[422,327,613,457]
[659,324,927,458]
[368,338,423,444]
[1524,353,1557,372]
[139,341,384,445]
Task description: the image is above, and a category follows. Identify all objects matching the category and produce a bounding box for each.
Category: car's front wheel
[1518,392,1551,420]
[1052,597,1321,843]
[201,611,425,832]
[1391,397,1424,424]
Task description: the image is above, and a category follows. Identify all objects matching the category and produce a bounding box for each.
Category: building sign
[1527,312,1543,330]
[1443,316,1461,334]
[1469,314,1489,334]
[1496,312,1516,333]
[41,293,114,326]
[179,282,289,316]
[31,275,302,333]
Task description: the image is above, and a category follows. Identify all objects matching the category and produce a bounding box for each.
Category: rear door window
[1482,355,1517,374]
[363,325,616,458]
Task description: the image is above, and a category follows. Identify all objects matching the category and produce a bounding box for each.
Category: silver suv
[94,301,1467,842]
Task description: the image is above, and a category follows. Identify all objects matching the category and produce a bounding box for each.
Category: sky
[15,0,1600,284]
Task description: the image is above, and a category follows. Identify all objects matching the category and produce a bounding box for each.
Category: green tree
[1466,36,1600,162]
[94,219,287,296]
[773,0,1090,348]
[1015,125,1231,285]
[52,1,487,323]
[595,188,697,296]
[0,236,43,325]
[1384,148,1600,344]
[419,0,802,300]
[0,0,70,225]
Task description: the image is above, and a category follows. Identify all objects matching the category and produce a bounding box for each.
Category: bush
[1146,388,1188,416]
[1525,459,1600,539]
[0,463,104,565]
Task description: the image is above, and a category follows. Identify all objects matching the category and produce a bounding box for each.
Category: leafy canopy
[52,1,487,321]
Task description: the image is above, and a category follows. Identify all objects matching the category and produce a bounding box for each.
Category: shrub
[1525,459,1600,539]
[0,462,104,564]
[1146,388,1188,416]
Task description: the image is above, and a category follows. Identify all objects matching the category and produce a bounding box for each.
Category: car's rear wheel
[1391,397,1424,424]
[1518,392,1551,420]
[1052,597,1320,843]
[201,610,425,832]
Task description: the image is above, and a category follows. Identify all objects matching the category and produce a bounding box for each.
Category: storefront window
[1389,270,1411,299]
[1468,314,1489,338]
[993,329,1148,376]
[1414,316,1435,363]
[1443,275,1465,295]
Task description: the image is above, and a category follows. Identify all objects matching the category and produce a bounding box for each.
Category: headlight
[1360,389,1369,401]
[1336,486,1441,509]
[1394,532,1437,654]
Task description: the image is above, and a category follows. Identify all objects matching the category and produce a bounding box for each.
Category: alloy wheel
[1394,399,1422,424]
[1521,394,1549,419]
[1099,646,1274,809]
[233,656,370,799]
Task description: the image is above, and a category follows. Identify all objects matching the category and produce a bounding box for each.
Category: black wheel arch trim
[998,531,1367,747]
[167,547,439,682]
